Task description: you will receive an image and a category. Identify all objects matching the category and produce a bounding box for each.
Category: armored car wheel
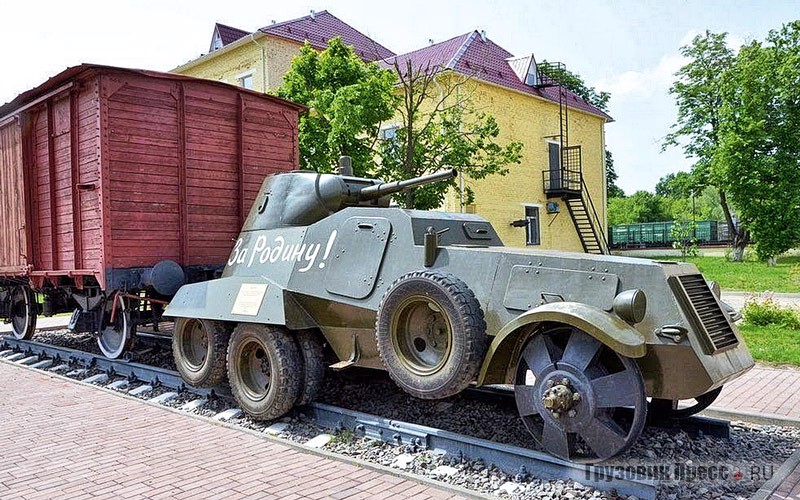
[294,329,326,406]
[648,386,723,419]
[514,325,647,463]
[173,318,231,388]
[98,295,134,359]
[376,271,487,400]
[227,323,302,420]
[9,286,37,340]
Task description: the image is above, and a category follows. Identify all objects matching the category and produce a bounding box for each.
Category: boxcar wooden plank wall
[0,119,27,273]
[0,64,302,289]
[103,74,182,268]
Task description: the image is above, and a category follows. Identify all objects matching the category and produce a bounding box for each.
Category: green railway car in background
[610,220,730,249]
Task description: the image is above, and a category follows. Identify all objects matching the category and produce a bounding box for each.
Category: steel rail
[1,335,660,499]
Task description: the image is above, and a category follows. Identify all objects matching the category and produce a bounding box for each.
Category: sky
[1,0,796,194]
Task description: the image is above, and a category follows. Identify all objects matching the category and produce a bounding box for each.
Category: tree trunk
[719,189,748,261]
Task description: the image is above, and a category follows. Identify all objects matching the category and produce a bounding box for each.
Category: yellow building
[386,32,612,253]
[173,11,394,93]
[173,12,611,254]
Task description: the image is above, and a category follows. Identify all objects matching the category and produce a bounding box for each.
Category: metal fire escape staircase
[536,62,608,255]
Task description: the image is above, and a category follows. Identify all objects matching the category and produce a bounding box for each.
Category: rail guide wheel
[98,295,135,359]
[648,386,723,419]
[9,286,38,340]
[513,325,647,463]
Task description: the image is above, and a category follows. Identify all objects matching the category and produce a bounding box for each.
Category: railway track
[1,334,663,499]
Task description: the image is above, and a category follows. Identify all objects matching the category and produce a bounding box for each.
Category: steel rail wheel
[514,325,647,463]
[648,386,723,419]
[173,318,230,388]
[9,286,37,340]
[227,323,301,420]
[98,295,134,359]
[376,271,486,400]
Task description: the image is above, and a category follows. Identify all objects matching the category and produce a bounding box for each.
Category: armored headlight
[613,289,647,324]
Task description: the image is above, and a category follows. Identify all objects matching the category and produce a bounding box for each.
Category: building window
[238,73,254,90]
[525,206,540,245]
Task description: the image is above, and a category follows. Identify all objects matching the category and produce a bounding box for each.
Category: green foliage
[379,63,523,210]
[738,323,800,366]
[714,21,800,261]
[670,220,699,260]
[276,38,398,174]
[607,190,671,226]
[539,61,610,112]
[655,254,800,292]
[742,294,800,329]
[655,171,696,199]
[605,151,625,198]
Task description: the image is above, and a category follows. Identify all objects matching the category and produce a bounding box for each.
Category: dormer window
[507,54,539,87]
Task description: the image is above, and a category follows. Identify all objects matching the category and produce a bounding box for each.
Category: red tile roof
[215,23,250,46]
[384,31,611,121]
[258,11,394,62]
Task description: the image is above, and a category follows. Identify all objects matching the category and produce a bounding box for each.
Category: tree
[377,60,523,210]
[655,171,696,199]
[605,151,625,198]
[276,38,398,174]
[607,191,671,226]
[663,31,750,260]
[714,21,800,264]
[539,61,610,112]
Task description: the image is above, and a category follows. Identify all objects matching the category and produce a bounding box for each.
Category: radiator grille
[674,274,739,353]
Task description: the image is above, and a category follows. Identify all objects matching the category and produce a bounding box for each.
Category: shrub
[742,293,800,329]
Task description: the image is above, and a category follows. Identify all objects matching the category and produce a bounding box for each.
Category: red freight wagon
[0,64,302,357]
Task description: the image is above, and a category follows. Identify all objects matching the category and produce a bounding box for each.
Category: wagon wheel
[514,325,647,463]
[648,387,723,420]
[98,295,135,359]
[9,286,38,340]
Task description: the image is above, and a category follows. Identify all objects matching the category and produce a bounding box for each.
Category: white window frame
[236,71,254,90]
[522,203,542,246]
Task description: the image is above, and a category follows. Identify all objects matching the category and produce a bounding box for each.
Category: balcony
[542,168,581,198]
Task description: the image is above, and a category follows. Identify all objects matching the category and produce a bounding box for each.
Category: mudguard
[165,276,307,327]
[477,302,646,385]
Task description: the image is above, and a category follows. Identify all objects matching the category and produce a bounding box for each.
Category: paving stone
[305,434,333,449]
[148,392,178,404]
[29,359,53,369]
[82,373,109,384]
[265,422,290,435]
[128,384,153,396]
[179,398,207,412]
[213,408,242,421]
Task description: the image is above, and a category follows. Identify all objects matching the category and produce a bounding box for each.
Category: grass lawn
[651,255,800,293]
[738,323,800,366]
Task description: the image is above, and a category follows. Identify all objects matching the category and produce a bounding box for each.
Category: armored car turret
[165,159,753,463]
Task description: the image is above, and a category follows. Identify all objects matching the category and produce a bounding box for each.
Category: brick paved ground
[0,361,469,500]
[713,365,800,419]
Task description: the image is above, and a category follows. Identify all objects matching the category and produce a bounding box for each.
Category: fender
[477,302,646,386]
[164,276,313,329]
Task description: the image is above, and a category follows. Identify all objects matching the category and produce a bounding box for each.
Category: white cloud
[593,53,688,101]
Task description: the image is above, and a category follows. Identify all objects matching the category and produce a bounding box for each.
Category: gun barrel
[359,169,457,200]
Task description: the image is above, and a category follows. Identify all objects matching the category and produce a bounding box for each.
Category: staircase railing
[580,177,608,254]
